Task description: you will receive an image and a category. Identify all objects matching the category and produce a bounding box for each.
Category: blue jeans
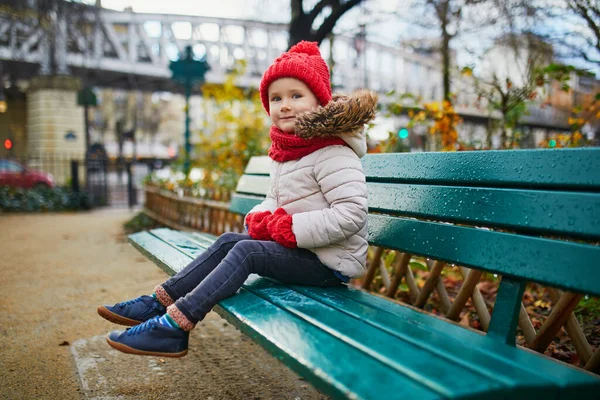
[161,232,342,324]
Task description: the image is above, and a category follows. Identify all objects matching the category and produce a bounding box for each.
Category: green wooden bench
[130,148,600,399]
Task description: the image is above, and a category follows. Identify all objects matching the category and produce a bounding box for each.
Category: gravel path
[0,210,326,399]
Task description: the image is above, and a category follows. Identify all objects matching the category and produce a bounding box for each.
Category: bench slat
[368,214,600,297]
[368,182,600,240]
[289,284,559,389]
[235,175,270,196]
[148,228,209,258]
[215,288,442,400]
[241,277,526,398]
[243,156,271,175]
[230,193,265,215]
[128,231,192,276]
[363,148,600,190]
[322,286,600,396]
[184,232,219,247]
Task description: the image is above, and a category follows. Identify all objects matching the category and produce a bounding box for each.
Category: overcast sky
[98,0,414,47]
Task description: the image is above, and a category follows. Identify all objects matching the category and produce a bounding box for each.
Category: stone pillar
[27,76,85,157]
[26,76,85,185]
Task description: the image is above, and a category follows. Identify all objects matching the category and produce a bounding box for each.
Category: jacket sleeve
[292,149,368,249]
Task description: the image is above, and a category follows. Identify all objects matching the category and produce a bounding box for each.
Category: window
[0,160,23,172]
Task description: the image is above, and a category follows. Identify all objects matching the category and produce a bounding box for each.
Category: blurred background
[0,0,599,208]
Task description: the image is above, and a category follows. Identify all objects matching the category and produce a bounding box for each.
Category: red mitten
[267,208,297,248]
[246,211,271,226]
[246,211,273,241]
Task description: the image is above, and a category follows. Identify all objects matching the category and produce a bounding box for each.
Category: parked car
[0,159,55,189]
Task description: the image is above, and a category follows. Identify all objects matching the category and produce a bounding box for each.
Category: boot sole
[106,335,188,358]
[97,306,143,327]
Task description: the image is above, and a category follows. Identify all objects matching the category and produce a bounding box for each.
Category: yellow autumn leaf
[427,102,440,112]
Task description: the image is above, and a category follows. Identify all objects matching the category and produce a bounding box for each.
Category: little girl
[98,41,378,357]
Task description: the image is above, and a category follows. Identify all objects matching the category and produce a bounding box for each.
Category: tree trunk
[441,32,452,101]
[288,14,314,48]
[439,1,452,101]
[486,117,494,149]
[287,0,364,49]
[500,93,509,149]
[500,114,508,149]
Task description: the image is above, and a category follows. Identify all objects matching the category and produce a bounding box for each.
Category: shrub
[0,186,91,212]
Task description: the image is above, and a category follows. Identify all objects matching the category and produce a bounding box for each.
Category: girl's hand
[267,208,297,248]
[246,211,273,241]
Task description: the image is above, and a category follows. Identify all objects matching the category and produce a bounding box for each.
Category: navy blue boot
[106,316,189,357]
[97,295,166,326]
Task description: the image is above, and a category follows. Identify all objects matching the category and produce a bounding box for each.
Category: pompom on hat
[259,41,332,114]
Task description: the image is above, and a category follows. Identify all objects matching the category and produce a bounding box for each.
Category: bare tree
[407,0,490,101]
[470,32,554,148]
[565,0,600,66]
[510,1,600,71]
[288,0,365,48]
[407,0,548,101]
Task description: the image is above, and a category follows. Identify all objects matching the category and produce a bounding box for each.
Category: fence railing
[143,185,244,235]
[3,153,148,208]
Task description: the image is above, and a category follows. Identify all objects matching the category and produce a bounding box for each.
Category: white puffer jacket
[247,90,378,278]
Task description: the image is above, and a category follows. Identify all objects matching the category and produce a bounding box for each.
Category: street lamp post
[353,24,367,88]
[169,45,209,176]
[77,86,98,154]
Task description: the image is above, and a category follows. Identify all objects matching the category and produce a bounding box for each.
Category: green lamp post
[169,45,209,175]
[77,86,98,154]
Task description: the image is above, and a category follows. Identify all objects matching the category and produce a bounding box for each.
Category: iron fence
[0,152,151,208]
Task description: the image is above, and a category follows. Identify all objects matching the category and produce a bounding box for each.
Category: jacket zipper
[274,162,282,207]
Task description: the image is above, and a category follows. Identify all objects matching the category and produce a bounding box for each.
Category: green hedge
[0,186,91,212]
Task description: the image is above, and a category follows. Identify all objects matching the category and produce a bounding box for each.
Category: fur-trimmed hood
[294,89,378,158]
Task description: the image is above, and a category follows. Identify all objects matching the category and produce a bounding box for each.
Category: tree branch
[568,0,600,53]
[544,32,600,65]
[307,0,334,23]
[313,0,364,44]
[576,45,600,65]
[291,0,304,20]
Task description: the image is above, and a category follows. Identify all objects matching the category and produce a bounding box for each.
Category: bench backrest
[230,156,272,215]
[230,149,600,342]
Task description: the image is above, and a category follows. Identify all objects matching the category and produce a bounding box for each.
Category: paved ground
[0,209,326,400]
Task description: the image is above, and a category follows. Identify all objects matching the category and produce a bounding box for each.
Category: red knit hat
[259,41,332,114]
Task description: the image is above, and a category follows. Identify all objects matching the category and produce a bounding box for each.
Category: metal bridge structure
[0,4,571,134]
[0,5,443,98]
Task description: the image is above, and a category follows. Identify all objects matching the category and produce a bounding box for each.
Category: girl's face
[268,78,319,132]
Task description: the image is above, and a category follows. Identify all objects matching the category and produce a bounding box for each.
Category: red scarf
[268,126,348,162]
